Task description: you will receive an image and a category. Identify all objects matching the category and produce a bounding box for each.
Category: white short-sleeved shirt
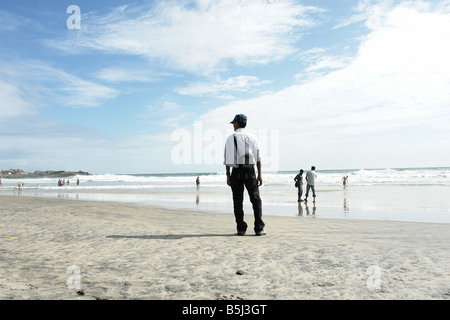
[305,170,317,186]
[224,128,261,168]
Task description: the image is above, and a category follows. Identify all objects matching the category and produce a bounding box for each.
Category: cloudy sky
[0,0,449,174]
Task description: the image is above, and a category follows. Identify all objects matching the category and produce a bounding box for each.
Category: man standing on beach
[294,169,304,202]
[224,114,265,236]
[304,166,317,203]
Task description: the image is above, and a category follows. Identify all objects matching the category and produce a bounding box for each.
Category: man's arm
[257,161,263,186]
[226,165,231,186]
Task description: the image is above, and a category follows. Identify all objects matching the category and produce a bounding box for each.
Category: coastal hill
[0,169,91,178]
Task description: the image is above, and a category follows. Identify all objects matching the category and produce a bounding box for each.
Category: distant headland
[0,169,91,179]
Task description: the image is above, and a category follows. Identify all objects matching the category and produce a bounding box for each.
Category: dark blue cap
[230,114,247,124]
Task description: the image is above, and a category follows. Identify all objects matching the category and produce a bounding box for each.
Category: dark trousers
[297,185,303,200]
[230,167,264,233]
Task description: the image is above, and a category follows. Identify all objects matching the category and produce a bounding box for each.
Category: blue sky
[1,0,449,174]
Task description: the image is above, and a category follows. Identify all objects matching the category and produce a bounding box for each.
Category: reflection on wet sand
[297,191,350,218]
[342,189,350,217]
[343,195,349,214]
[297,202,316,217]
[297,202,303,216]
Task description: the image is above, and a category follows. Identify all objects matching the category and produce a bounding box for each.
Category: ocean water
[1,167,449,223]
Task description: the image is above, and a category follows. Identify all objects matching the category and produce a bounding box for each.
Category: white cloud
[0,60,118,110]
[332,0,393,30]
[52,69,118,108]
[0,10,32,31]
[295,48,354,81]
[0,63,40,123]
[176,75,272,98]
[196,1,450,170]
[0,77,36,122]
[94,67,159,83]
[51,0,322,74]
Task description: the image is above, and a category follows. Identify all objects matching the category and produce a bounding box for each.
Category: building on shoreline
[0,169,25,176]
[0,169,90,178]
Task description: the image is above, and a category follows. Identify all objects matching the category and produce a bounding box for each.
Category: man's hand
[256,162,263,186]
[257,173,263,186]
[227,174,231,186]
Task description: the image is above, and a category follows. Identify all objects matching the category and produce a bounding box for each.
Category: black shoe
[236,231,246,236]
[255,231,266,236]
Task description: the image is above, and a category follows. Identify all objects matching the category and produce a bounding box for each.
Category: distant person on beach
[224,114,265,236]
[304,166,317,203]
[196,177,200,189]
[294,169,304,202]
[77,178,80,186]
[342,176,348,188]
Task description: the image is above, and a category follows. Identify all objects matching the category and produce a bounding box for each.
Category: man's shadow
[106,233,235,240]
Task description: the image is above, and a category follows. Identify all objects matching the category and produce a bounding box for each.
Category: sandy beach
[1,195,449,300]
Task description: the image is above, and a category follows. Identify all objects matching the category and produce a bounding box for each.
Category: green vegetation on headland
[0,169,91,179]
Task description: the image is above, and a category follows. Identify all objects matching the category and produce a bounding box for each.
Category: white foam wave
[1,168,449,193]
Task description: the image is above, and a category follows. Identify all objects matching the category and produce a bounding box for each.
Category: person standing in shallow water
[196,176,200,189]
[304,166,317,203]
[224,114,265,236]
[342,175,348,188]
[294,169,304,202]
